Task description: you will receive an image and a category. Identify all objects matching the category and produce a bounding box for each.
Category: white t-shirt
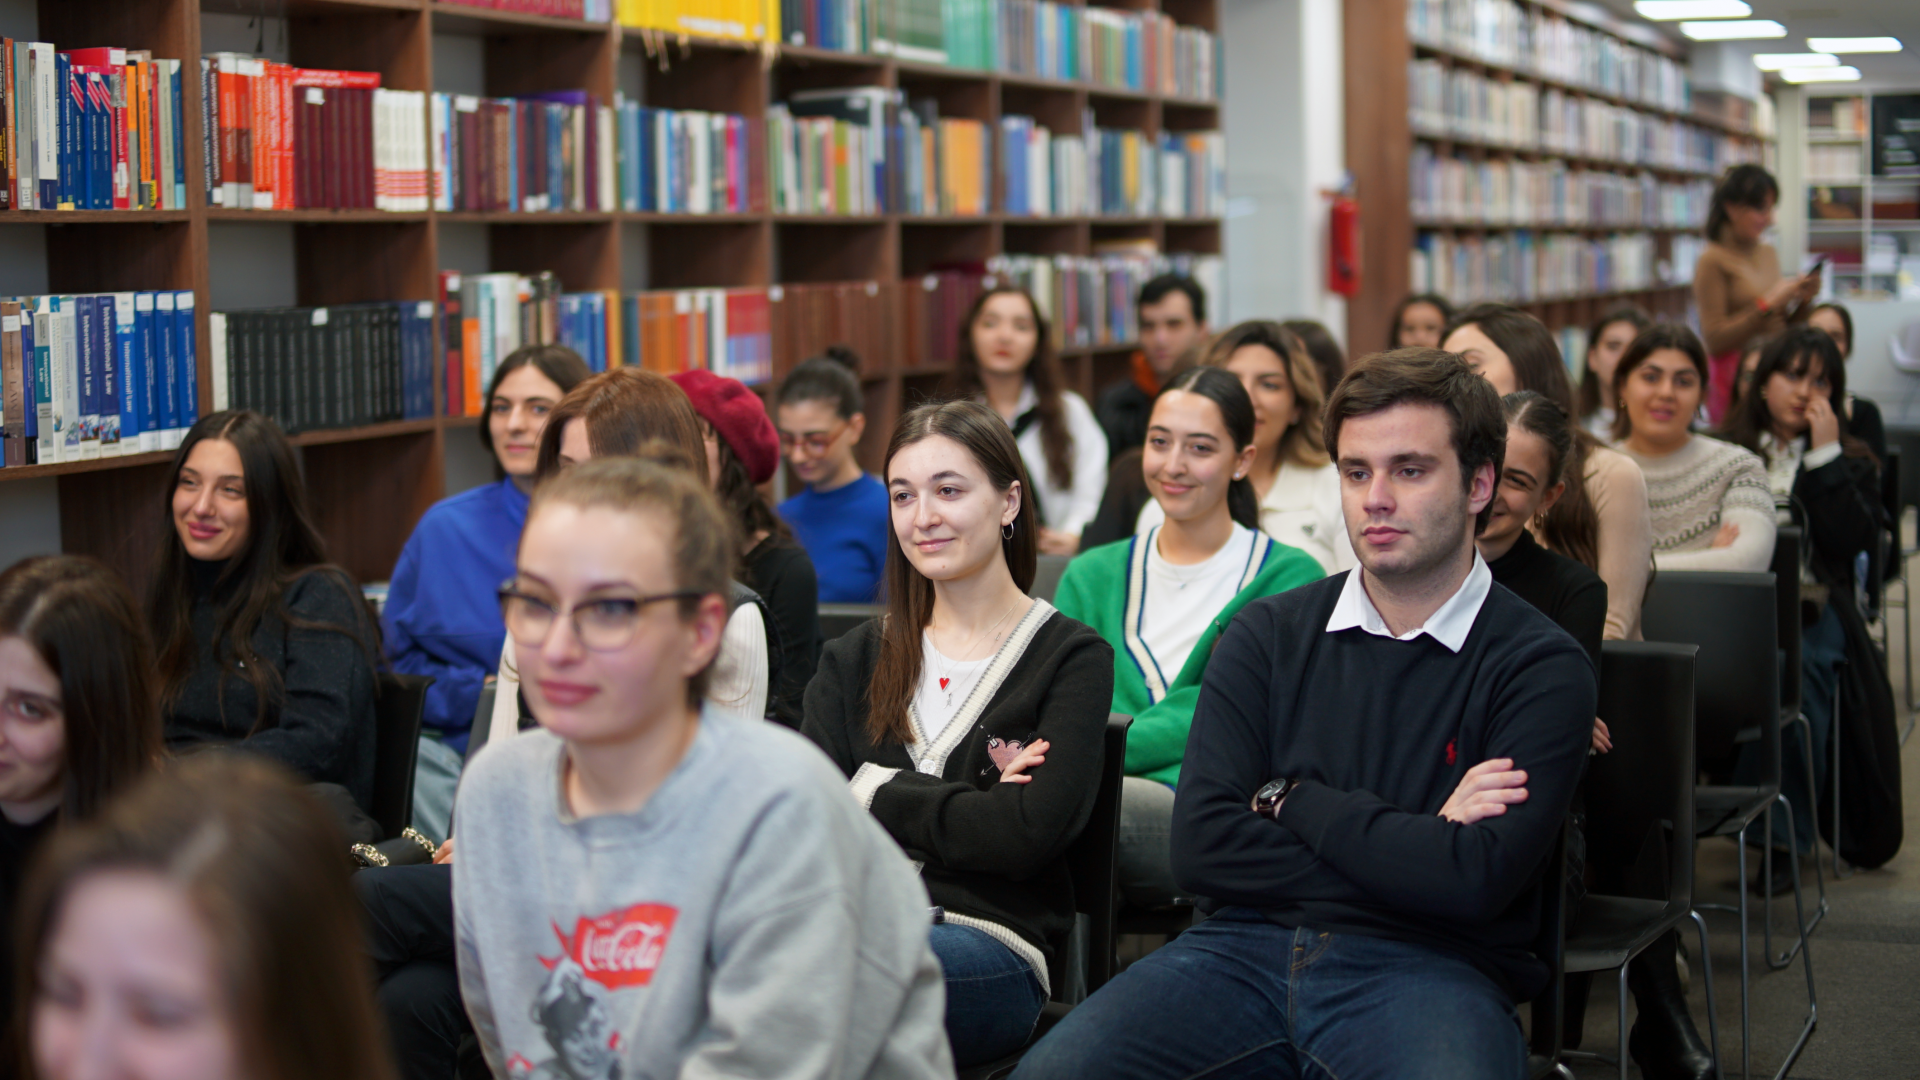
[1136,523,1259,687]
[912,635,991,750]
[1137,458,1350,573]
[1001,382,1109,536]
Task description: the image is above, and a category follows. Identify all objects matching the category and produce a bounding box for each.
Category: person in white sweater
[457,457,951,1080]
[943,287,1108,555]
[1136,321,1350,573]
[1612,324,1775,572]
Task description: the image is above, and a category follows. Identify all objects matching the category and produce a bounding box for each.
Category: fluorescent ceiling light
[1754,52,1840,69]
[1681,19,1786,39]
[1806,37,1902,53]
[1780,65,1862,82]
[1634,0,1749,19]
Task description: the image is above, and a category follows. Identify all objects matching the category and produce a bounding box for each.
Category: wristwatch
[1252,778,1297,821]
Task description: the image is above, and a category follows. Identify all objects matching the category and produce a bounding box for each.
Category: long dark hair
[1611,324,1710,443]
[1501,393,1593,558]
[1705,164,1779,244]
[1717,327,1875,465]
[0,557,161,822]
[14,755,400,1080]
[479,343,593,479]
[1577,305,1652,419]
[1153,366,1260,531]
[776,347,864,418]
[943,287,1075,492]
[1810,302,1854,358]
[1281,319,1346,402]
[147,411,376,731]
[867,401,1038,746]
[1388,293,1454,348]
[1444,304,1601,568]
[1196,320,1329,468]
[710,427,793,550]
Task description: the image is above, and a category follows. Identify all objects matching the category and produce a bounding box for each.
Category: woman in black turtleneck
[147,411,380,812]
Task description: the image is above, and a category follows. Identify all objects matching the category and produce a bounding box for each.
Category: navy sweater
[1170,572,1595,999]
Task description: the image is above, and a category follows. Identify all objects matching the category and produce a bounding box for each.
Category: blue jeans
[1736,601,1846,855]
[1013,909,1525,1080]
[929,923,1046,1068]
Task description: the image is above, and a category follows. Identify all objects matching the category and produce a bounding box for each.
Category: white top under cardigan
[1136,457,1353,574]
[486,602,769,748]
[1133,523,1263,689]
[998,382,1108,537]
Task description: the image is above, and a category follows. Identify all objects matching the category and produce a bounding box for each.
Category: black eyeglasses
[497,581,704,652]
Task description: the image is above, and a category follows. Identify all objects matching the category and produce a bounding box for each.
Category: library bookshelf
[1342,0,1773,360]
[1802,93,1920,303]
[3,0,1221,594]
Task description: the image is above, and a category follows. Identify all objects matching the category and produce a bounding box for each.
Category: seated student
[1388,292,1453,349]
[1444,302,1652,641]
[383,343,591,841]
[0,556,163,1044]
[148,410,381,812]
[1014,349,1595,1080]
[802,400,1113,1068]
[1055,368,1322,909]
[1097,274,1210,459]
[456,457,950,1079]
[1612,325,1776,572]
[1807,301,1889,460]
[776,349,891,604]
[1719,327,1893,893]
[21,754,399,1080]
[1282,318,1346,402]
[1137,321,1347,573]
[1577,305,1652,440]
[944,288,1109,555]
[672,369,821,728]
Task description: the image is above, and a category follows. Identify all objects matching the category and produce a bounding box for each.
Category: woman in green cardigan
[1054,366,1323,908]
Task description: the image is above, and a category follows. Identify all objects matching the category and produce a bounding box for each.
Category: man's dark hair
[1323,348,1506,533]
[1137,273,1206,325]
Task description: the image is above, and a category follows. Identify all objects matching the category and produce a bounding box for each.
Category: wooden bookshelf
[1343,0,1773,359]
[3,0,1221,592]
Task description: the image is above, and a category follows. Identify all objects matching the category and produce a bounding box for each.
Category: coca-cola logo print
[542,903,679,991]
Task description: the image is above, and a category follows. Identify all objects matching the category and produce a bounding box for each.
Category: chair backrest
[372,672,434,840]
[818,603,885,644]
[1881,447,1901,587]
[1060,713,1131,996]
[1640,571,1777,781]
[1771,527,1803,720]
[1528,819,1570,1067]
[465,682,499,765]
[1030,555,1071,603]
[1585,641,1699,915]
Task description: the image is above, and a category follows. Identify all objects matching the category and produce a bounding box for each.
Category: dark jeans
[1011,908,1525,1080]
[1735,600,1846,855]
[929,923,1047,1068]
[355,864,469,1080]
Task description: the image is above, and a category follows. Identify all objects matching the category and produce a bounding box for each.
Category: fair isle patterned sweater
[1621,434,1777,573]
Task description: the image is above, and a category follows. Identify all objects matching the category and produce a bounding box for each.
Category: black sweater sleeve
[750,542,821,729]
[1172,604,1594,925]
[242,571,379,801]
[1796,453,1884,588]
[1563,576,1608,674]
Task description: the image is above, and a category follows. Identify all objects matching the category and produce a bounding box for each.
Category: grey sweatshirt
[453,706,954,1080]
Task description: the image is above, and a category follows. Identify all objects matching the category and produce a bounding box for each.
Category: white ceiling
[1589,0,1920,92]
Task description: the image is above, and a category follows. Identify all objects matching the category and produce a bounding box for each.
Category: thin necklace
[930,599,1022,711]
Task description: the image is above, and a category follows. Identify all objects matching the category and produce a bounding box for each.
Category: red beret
[669,369,780,485]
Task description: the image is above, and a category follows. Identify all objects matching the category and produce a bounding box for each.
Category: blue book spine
[80,71,101,209]
[19,305,35,444]
[155,291,179,433]
[57,56,74,207]
[74,296,99,455]
[640,108,657,211]
[135,292,158,451]
[96,294,120,453]
[171,63,187,210]
[175,291,198,431]
[114,293,138,450]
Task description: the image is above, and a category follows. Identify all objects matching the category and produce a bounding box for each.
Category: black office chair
[1641,571,1815,1080]
[1560,642,1719,1080]
[1528,820,1575,1080]
[464,682,499,765]
[1030,555,1071,603]
[1770,527,1831,956]
[371,672,434,841]
[818,602,885,643]
[958,712,1132,1080]
[1879,447,1914,742]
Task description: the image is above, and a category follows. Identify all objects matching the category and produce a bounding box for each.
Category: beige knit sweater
[1620,434,1776,573]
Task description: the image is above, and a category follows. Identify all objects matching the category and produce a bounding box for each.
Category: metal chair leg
[1765,722,1828,968]
[1616,965,1630,1080]
[1831,677,1856,881]
[1772,800,1819,1080]
[1691,909,1722,1080]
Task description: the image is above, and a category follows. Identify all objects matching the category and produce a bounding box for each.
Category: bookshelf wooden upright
[1,0,1221,593]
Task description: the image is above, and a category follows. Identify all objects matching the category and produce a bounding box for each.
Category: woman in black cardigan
[803,400,1113,1069]
[1719,328,1900,880]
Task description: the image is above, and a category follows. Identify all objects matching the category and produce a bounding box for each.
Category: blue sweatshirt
[384,477,528,753]
[778,474,890,604]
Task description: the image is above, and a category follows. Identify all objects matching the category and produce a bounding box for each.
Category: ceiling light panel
[1681,19,1786,39]
[1634,0,1750,19]
[1753,52,1839,69]
[1780,65,1863,82]
[1806,37,1902,53]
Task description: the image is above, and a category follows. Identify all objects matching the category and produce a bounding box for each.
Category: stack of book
[766,89,991,216]
[206,301,436,434]
[0,291,198,467]
[443,272,598,415]
[444,0,614,19]
[622,288,774,384]
[1088,125,1155,217]
[429,91,615,214]
[1411,230,1660,306]
[997,116,1085,217]
[1406,0,1690,114]
[203,57,429,211]
[1156,131,1224,219]
[772,280,899,378]
[0,42,188,211]
[988,249,1222,350]
[622,0,780,42]
[1411,146,1712,228]
[902,270,986,368]
[612,98,765,213]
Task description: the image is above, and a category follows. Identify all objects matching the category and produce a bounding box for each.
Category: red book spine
[438,270,462,416]
[234,64,254,202]
[323,89,342,209]
[216,60,239,206]
[354,87,374,209]
[290,68,382,91]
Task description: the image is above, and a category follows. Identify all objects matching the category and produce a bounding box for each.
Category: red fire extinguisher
[1325,176,1361,298]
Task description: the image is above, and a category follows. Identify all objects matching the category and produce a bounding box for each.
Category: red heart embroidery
[939,678,950,690]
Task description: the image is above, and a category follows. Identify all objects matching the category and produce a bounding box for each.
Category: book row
[205,302,438,434]
[1410,230,1700,307]
[202,56,431,212]
[1405,0,1691,114]
[0,292,198,468]
[0,42,188,212]
[429,91,615,214]
[441,0,614,19]
[987,250,1223,352]
[1411,148,1714,229]
[1408,62,1760,176]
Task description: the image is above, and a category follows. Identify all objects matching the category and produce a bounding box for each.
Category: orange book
[601,289,622,370]
[461,313,482,416]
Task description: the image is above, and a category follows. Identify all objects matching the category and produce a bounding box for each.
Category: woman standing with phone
[1693,164,1819,422]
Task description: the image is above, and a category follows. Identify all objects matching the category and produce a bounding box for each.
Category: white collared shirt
[1324,552,1492,653]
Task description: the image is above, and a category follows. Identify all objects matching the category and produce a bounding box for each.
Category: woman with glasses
[777,350,891,604]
